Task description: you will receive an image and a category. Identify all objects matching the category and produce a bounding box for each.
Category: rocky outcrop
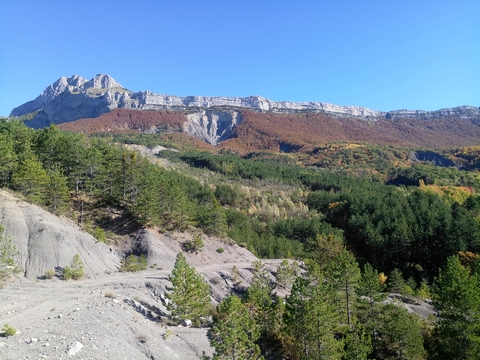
[386,106,480,120]
[184,110,242,145]
[0,190,119,279]
[11,74,480,130]
[410,151,456,167]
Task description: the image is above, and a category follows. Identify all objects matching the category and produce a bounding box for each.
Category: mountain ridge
[10,74,480,128]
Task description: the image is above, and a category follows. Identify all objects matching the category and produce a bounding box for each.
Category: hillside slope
[60,108,480,151]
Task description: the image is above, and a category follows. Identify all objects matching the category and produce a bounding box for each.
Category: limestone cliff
[9,74,480,142]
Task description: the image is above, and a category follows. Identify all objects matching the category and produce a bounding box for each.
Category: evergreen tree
[0,133,17,187]
[357,263,387,354]
[326,248,361,328]
[62,254,84,280]
[11,155,49,203]
[245,260,276,335]
[432,255,480,359]
[45,164,70,214]
[415,281,431,302]
[231,265,242,286]
[284,272,344,360]
[0,225,19,280]
[387,268,406,293]
[167,253,211,325]
[209,295,261,360]
[375,304,426,360]
[276,259,297,289]
[343,322,372,360]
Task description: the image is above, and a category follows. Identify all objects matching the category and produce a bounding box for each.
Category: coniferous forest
[1,118,480,359]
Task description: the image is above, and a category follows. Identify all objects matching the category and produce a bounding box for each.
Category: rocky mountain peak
[40,75,89,101]
[84,74,123,90]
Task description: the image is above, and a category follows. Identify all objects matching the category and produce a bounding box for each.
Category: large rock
[0,190,119,280]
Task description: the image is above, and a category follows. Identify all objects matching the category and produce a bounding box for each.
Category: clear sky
[0,0,479,116]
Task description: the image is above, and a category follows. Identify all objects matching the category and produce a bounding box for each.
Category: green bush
[1,324,17,337]
[44,269,55,279]
[120,254,147,272]
[93,227,107,243]
[63,254,84,280]
[216,248,225,253]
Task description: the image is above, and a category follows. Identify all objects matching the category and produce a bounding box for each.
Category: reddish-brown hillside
[60,108,480,153]
[59,108,186,133]
[218,111,480,154]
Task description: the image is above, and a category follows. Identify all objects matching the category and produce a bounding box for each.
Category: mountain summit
[10,74,480,130]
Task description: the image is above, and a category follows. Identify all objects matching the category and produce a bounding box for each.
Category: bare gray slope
[0,190,120,280]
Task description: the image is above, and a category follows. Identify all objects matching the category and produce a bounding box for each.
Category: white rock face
[9,74,480,130]
[184,110,242,145]
[0,190,119,280]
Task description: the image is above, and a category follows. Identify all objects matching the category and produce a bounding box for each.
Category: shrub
[137,334,148,343]
[93,227,107,243]
[44,269,55,279]
[163,329,173,340]
[210,276,222,285]
[104,290,116,298]
[0,225,19,280]
[1,324,16,337]
[216,248,225,253]
[120,254,147,272]
[63,254,84,280]
[183,234,204,254]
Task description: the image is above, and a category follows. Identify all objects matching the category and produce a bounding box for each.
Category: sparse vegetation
[163,329,173,340]
[44,269,55,279]
[183,234,204,254]
[120,254,147,272]
[0,225,19,280]
[1,324,17,337]
[62,254,84,280]
[104,290,116,298]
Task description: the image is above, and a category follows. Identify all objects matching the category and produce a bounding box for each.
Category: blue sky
[0,0,479,116]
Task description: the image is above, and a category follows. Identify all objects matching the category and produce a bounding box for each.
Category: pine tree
[432,255,480,359]
[46,164,70,214]
[376,304,426,360]
[387,268,406,293]
[276,259,296,289]
[344,321,372,360]
[209,295,261,360]
[12,155,49,203]
[325,248,361,328]
[284,272,344,360]
[167,253,211,325]
[357,263,387,354]
[246,260,276,335]
[62,254,84,280]
[0,225,19,280]
[231,265,242,286]
[0,133,17,187]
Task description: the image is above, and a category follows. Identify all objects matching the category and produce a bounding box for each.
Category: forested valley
[1,118,480,359]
